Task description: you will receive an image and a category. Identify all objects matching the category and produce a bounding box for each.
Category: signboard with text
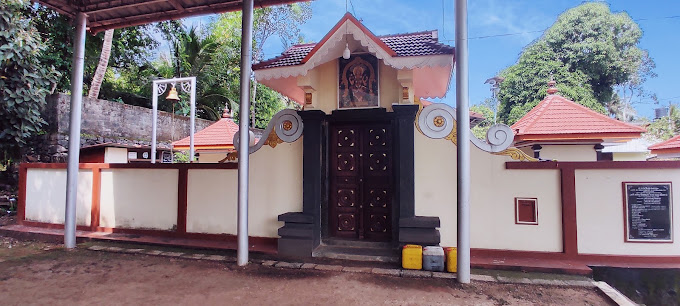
[623,182,673,242]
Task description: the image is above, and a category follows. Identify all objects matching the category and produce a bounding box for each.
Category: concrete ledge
[372,268,402,276]
[594,281,636,306]
[275,262,303,269]
[278,212,314,224]
[402,270,433,278]
[399,217,440,228]
[314,264,343,271]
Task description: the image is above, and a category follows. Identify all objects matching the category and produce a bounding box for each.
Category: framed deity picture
[338,54,379,109]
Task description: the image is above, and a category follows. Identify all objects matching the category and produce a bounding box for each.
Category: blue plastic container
[422,246,445,272]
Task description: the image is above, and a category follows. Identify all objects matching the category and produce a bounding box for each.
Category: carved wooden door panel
[329,123,392,241]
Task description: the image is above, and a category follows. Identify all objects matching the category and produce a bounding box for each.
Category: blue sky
[253,0,679,120]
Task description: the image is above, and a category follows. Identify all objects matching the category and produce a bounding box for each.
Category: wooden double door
[329,122,393,241]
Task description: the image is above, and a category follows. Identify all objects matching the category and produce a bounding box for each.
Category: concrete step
[322,239,393,249]
[312,244,399,263]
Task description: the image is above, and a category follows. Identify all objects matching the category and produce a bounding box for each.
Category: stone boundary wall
[44,94,215,143]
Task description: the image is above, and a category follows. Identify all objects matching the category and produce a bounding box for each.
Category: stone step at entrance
[312,239,399,263]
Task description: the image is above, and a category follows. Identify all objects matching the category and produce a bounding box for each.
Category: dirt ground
[0,237,613,306]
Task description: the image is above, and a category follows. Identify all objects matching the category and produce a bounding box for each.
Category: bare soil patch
[0,239,613,306]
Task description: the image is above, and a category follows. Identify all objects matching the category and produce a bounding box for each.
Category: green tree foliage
[470,103,495,139]
[0,0,60,155]
[497,2,654,124]
[203,4,311,127]
[645,105,680,141]
[27,4,158,94]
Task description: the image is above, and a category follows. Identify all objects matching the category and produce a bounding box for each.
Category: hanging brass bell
[166,86,180,101]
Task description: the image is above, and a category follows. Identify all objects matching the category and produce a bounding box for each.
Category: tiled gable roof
[649,134,680,151]
[172,117,240,148]
[254,30,454,70]
[511,94,646,137]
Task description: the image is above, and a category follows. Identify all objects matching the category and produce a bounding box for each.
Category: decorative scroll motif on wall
[234,109,304,154]
[414,99,537,161]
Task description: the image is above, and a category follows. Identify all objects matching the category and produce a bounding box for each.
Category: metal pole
[189,77,196,162]
[237,0,254,266]
[151,81,158,163]
[64,12,87,249]
[455,0,471,284]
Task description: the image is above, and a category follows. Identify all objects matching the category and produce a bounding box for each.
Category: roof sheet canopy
[36,0,305,33]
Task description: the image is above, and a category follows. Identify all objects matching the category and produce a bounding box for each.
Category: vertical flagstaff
[64,12,87,249]
[455,0,471,283]
[237,0,254,266]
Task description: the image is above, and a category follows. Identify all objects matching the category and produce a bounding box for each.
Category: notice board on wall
[623,182,673,242]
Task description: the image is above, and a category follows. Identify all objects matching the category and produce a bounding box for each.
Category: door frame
[327,120,394,241]
[319,106,418,245]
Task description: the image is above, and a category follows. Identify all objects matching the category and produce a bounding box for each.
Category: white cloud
[468,0,549,44]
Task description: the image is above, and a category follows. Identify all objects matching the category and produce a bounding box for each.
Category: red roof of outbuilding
[172,117,239,149]
[511,94,646,142]
[253,13,454,70]
[649,134,680,153]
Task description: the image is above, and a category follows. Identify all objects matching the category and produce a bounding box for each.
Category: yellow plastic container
[444,247,457,273]
[402,244,423,270]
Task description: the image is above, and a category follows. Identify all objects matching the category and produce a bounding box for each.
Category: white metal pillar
[189,78,197,161]
[455,0,471,284]
[64,12,87,249]
[151,83,158,163]
[237,0,254,266]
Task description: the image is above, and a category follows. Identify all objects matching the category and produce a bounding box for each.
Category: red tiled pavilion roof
[649,134,680,154]
[173,117,240,150]
[511,94,646,142]
[254,14,454,70]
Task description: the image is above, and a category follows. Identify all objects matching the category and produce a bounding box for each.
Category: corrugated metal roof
[36,0,307,34]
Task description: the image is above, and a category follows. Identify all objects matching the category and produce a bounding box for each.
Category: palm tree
[88,29,114,99]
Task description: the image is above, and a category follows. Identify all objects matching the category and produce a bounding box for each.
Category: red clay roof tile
[172,117,239,148]
[649,134,680,151]
[254,30,454,70]
[511,94,646,137]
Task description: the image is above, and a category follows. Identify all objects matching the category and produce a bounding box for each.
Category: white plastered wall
[24,169,92,226]
[414,132,563,252]
[575,169,680,255]
[540,144,596,161]
[313,59,401,113]
[613,152,648,161]
[198,152,230,163]
[104,147,128,163]
[186,140,303,237]
[99,169,178,230]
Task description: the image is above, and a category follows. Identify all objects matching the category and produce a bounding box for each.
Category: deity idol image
[339,54,378,108]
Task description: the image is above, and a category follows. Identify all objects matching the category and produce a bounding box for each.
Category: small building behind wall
[511,81,646,161]
[79,143,174,163]
[173,111,240,163]
[649,134,680,160]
